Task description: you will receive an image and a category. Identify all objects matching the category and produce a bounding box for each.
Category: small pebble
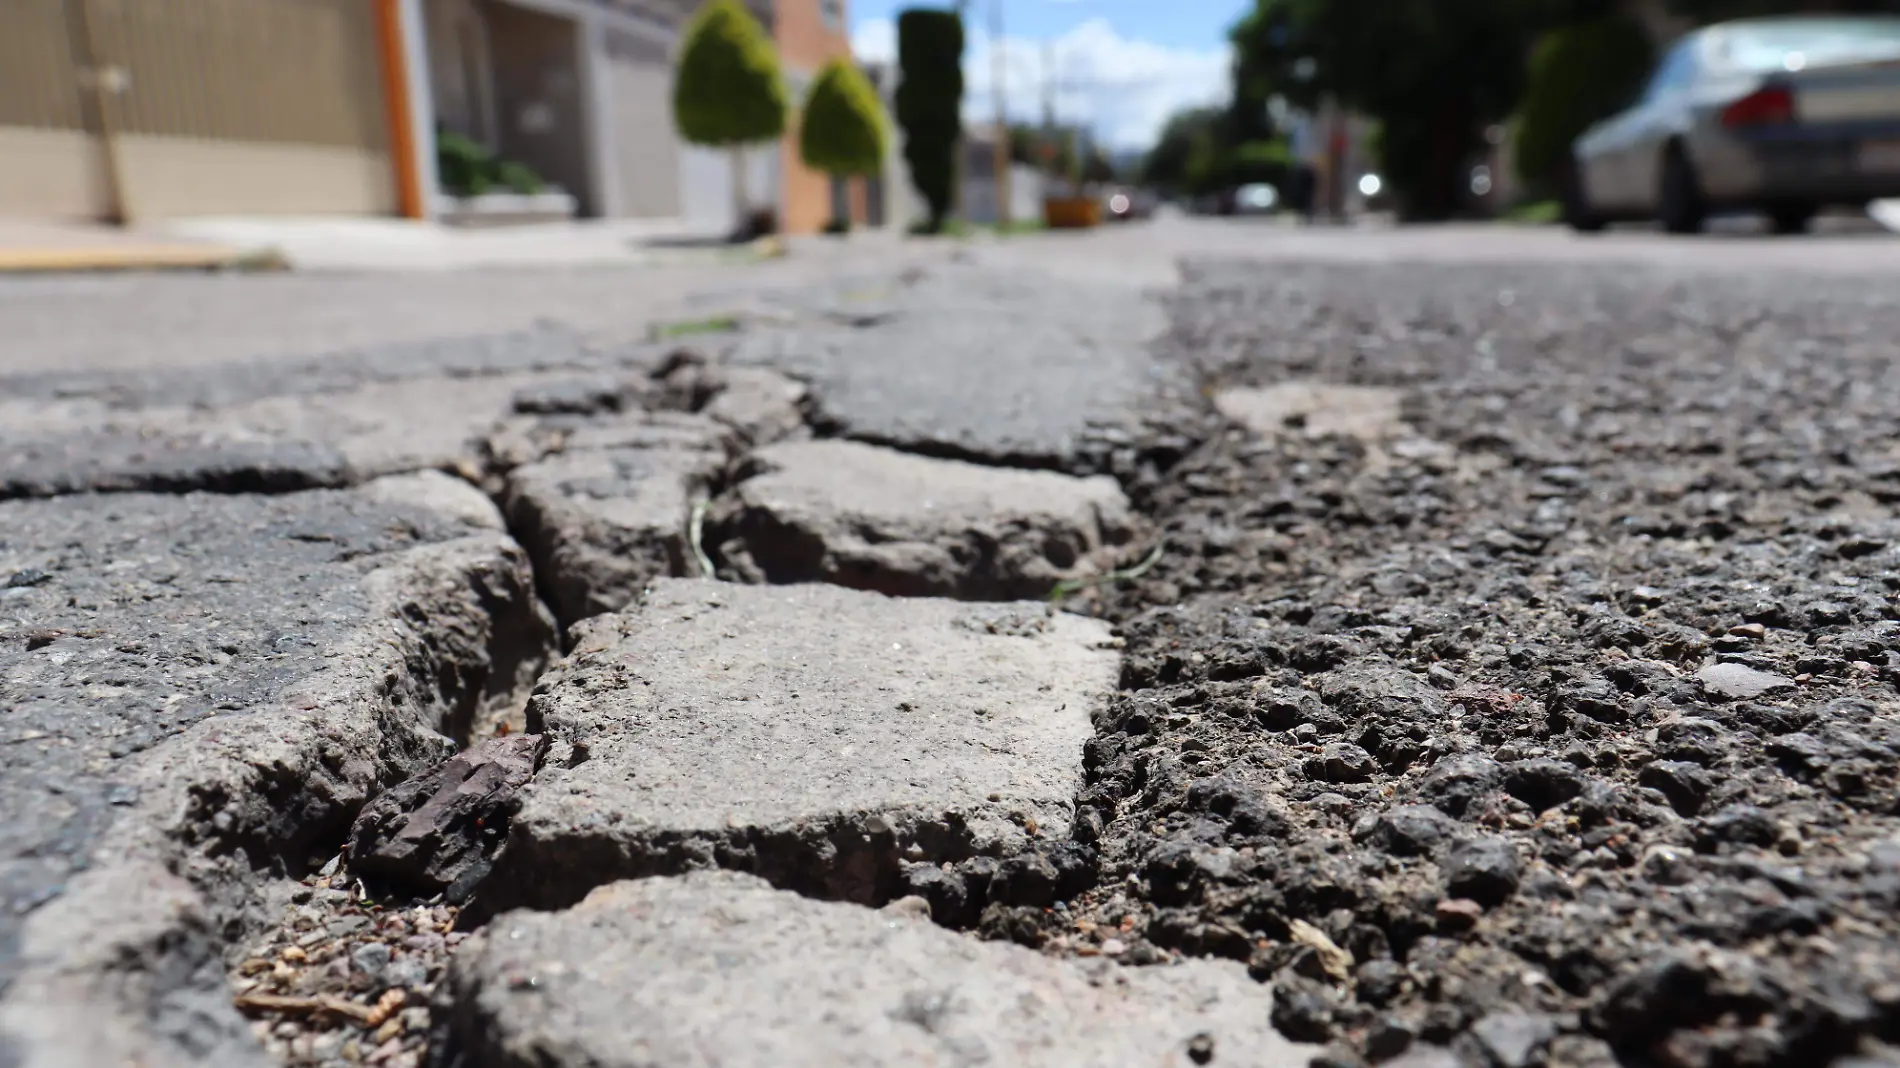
[1435,898,1485,931]
[352,942,393,978]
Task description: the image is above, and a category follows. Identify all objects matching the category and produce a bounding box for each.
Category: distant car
[1568,16,1900,234]
[1233,183,1280,215]
[1104,188,1156,222]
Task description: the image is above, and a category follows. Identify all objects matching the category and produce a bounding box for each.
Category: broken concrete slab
[725,265,1183,469]
[482,409,733,473]
[500,430,729,625]
[478,579,1118,914]
[699,366,811,447]
[712,439,1141,599]
[1,429,353,498]
[0,371,614,500]
[0,472,555,1066]
[0,325,631,413]
[1213,383,1407,441]
[0,321,694,500]
[450,871,1316,1068]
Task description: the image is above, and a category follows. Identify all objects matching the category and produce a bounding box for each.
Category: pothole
[177,317,1206,1068]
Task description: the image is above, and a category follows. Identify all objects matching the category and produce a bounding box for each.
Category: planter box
[1042,196,1101,230]
[437,190,577,228]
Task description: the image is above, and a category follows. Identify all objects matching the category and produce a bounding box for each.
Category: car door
[1619,37,1702,212]
[1576,41,1693,211]
[1577,106,1645,211]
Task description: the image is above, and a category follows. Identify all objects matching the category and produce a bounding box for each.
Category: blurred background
[0,0,1896,259]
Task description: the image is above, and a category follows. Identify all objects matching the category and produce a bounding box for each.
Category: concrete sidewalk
[156,215,778,272]
[0,219,265,275]
[0,215,792,275]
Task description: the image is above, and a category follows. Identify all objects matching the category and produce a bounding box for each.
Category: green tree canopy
[1230,0,1560,219]
[1142,107,1292,197]
[1010,123,1115,183]
[800,58,888,177]
[1142,108,1221,192]
[894,8,965,231]
[673,0,788,147]
[1667,0,1900,18]
[1513,16,1653,190]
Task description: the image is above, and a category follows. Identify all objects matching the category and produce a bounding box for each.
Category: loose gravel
[1013,261,1900,1068]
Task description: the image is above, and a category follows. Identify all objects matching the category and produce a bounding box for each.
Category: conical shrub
[673,0,787,147]
[799,58,887,178]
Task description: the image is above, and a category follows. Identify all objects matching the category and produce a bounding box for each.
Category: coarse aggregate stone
[472,579,1120,917]
[1211,383,1408,443]
[0,473,553,1066]
[709,438,1144,600]
[1017,260,1900,1068]
[449,870,1317,1068]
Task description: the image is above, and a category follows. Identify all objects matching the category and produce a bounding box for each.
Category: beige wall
[0,126,393,220]
[0,127,109,220]
[116,137,395,218]
[0,0,397,223]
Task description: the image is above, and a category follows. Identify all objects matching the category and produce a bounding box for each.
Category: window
[1642,39,1699,102]
[1711,18,1900,73]
[821,0,844,31]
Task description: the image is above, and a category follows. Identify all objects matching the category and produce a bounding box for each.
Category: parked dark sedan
[1568,16,1900,234]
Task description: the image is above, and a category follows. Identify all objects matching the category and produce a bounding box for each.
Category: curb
[0,245,288,276]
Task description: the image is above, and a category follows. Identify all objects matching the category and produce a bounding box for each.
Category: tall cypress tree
[894,8,965,232]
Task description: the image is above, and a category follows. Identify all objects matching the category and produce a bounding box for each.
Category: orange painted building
[773,0,869,233]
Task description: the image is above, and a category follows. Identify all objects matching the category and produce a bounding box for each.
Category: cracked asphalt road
[4,218,1900,1068]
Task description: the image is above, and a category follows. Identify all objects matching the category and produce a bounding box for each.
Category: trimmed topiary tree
[894,8,964,233]
[673,0,788,238]
[1514,17,1654,195]
[799,58,888,233]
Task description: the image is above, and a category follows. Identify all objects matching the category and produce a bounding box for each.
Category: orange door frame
[375,0,426,219]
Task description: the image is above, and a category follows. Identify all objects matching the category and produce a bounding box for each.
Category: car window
[1710,18,1900,72]
[1643,39,1699,101]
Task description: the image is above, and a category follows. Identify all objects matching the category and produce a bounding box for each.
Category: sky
[847,0,1247,153]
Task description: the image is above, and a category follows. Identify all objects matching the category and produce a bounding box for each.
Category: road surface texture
[3,219,1900,1068]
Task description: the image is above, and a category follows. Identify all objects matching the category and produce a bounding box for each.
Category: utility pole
[991,0,1009,228]
[1041,40,1056,187]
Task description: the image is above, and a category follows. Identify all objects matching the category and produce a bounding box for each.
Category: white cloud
[851,16,1230,152]
[852,18,897,65]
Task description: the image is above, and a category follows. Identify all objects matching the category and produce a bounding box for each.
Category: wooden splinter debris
[234,988,405,1028]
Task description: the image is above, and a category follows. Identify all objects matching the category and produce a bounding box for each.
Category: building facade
[0,0,414,223]
[772,0,869,233]
[0,0,869,235]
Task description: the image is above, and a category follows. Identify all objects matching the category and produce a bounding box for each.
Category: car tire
[1767,203,1815,235]
[1658,146,1706,235]
[1561,159,1606,233]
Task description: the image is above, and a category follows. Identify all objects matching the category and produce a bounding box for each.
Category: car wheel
[1658,146,1706,235]
[1561,159,1606,233]
[1767,203,1815,235]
